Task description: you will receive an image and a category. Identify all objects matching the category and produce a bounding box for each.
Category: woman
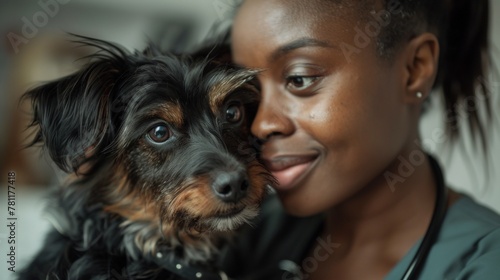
[219,0,499,279]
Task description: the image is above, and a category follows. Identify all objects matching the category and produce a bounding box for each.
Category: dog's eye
[225,104,243,123]
[147,124,171,143]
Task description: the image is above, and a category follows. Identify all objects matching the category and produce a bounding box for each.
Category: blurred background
[0,0,499,278]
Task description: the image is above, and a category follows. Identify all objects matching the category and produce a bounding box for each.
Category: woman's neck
[323,147,437,260]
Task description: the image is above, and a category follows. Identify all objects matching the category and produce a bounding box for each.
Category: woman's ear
[403,33,440,103]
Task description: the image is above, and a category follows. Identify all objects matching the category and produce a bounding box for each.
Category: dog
[18,36,272,280]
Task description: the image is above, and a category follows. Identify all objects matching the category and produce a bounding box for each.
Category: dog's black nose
[212,170,249,203]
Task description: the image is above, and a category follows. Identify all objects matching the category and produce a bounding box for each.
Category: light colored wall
[420,0,500,213]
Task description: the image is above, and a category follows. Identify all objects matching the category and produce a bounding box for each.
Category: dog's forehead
[206,69,257,114]
[120,59,258,129]
[146,101,184,127]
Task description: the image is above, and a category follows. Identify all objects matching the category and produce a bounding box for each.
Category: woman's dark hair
[366,0,492,151]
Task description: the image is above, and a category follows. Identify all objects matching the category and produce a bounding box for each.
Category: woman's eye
[225,104,244,123]
[146,124,171,143]
[286,76,317,91]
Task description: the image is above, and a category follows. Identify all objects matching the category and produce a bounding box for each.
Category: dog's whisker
[203,205,260,232]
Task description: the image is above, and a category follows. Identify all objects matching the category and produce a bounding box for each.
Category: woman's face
[232,0,415,216]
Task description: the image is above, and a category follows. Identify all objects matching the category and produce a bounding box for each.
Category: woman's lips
[264,154,318,191]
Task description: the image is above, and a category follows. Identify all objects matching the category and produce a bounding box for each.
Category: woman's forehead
[233,0,357,43]
[234,0,370,23]
[232,0,363,64]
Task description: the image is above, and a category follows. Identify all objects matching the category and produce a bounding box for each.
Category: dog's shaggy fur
[18,37,272,280]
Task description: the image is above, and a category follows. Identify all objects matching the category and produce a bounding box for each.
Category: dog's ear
[24,38,131,173]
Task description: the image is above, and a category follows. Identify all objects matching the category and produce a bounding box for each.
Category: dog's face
[106,56,270,235]
[26,38,272,250]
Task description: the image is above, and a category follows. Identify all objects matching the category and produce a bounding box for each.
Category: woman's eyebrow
[269,37,337,62]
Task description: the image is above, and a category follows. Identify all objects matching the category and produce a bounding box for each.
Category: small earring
[416,92,423,99]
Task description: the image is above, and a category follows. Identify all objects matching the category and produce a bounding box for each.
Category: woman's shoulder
[448,194,500,229]
[440,194,500,245]
[388,194,500,280]
[442,195,500,278]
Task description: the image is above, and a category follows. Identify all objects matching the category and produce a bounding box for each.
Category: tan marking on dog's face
[246,158,271,203]
[166,175,218,223]
[149,101,184,128]
[102,165,169,254]
[103,167,158,222]
[165,163,270,233]
[208,70,259,114]
[101,154,271,254]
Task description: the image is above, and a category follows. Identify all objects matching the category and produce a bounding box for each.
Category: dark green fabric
[219,195,500,279]
[387,195,500,279]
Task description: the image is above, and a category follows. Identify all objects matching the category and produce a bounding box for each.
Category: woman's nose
[251,86,294,141]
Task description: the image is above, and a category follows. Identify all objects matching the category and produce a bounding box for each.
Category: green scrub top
[218,194,500,279]
[387,195,500,279]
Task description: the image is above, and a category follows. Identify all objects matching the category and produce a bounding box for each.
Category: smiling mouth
[263,154,319,191]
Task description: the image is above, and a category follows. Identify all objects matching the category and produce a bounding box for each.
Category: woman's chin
[277,190,328,217]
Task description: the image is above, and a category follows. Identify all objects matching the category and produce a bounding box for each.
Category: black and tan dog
[19,37,272,280]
